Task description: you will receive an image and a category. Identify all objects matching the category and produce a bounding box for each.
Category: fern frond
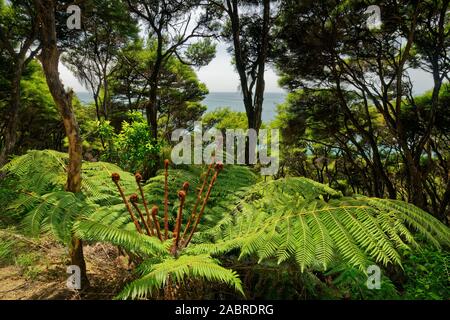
[116,254,244,299]
[201,178,450,272]
[73,219,168,257]
[16,191,92,243]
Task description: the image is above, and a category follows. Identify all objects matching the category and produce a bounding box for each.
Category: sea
[76,91,287,122]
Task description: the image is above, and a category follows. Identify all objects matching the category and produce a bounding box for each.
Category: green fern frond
[74,219,168,256]
[116,254,244,299]
[1,150,139,242]
[200,178,450,272]
[14,191,93,243]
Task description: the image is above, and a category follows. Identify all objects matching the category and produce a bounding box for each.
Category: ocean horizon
[76,91,287,122]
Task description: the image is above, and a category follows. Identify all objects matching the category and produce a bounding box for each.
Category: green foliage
[75,169,448,299]
[3,150,449,300]
[0,238,14,266]
[402,246,450,300]
[15,252,39,268]
[99,112,160,174]
[273,0,450,219]
[185,38,217,67]
[117,254,244,300]
[194,178,450,273]
[74,219,168,257]
[202,107,248,131]
[111,39,209,137]
[73,163,257,299]
[325,263,399,300]
[1,149,137,243]
[142,164,257,235]
[1,150,255,299]
[15,252,41,279]
[0,60,62,154]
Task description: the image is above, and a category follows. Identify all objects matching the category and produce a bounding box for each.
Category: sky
[59,42,284,94]
[60,41,434,95]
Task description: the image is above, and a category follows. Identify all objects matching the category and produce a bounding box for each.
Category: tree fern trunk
[34,0,88,287]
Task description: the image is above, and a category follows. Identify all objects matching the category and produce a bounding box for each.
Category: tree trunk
[252,0,270,133]
[439,178,450,225]
[402,144,427,210]
[227,0,270,164]
[148,84,159,141]
[0,64,23,167]
[34,0,88,287]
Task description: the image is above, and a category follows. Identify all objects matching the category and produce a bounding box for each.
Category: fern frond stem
[113,181,142,234]
[135,178,155,236]
[145,211,155,236]
[171,191,186,254]
[164,160,169,240]
[151,205,163,241]
[181,161,214,241]
[185,164,222,247]
[131,201,153,236]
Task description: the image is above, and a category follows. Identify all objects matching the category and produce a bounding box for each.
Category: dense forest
[0,0,449,301]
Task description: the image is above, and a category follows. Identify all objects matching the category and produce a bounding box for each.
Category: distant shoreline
[75,91,287,122]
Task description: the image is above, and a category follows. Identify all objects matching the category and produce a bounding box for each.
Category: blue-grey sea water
[76,91,287,122]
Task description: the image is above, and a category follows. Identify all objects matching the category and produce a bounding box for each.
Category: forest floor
[0,233,132,300]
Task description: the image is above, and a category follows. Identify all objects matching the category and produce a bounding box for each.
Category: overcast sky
[60,42,283,94]
[60,41,434,95]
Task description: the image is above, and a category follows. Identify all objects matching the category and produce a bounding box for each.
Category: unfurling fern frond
[200,178,450,272]
[116,254,244,300]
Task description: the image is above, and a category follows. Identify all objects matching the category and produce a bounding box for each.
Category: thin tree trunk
[227,0,270,164]
[148,84,159,141]
[0,64,22,167]
[252,0,270,133]
[34,0,88,287]
[402,142,426,209]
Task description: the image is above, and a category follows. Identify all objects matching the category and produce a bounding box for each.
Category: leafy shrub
[98,112,160,174]
[1,150,137,243]
[15,252,41,279]
[402,247,449,300]
[325,263,399,300]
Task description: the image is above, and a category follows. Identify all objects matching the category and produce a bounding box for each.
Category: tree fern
[4,151,448,299]
[198,178,450,272]
[1,151,254,299]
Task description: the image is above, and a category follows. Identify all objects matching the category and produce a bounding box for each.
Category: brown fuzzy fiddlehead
[135,172,161,239]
